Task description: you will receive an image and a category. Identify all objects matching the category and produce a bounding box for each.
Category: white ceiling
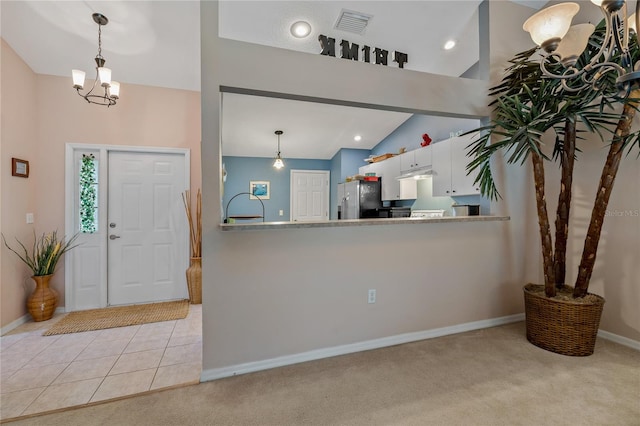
[0,1,546,159]
[0,1,201,91]
[222,93,412,159]
[219,1,483,78]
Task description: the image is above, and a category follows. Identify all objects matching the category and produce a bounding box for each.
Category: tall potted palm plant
[467,18,640,355]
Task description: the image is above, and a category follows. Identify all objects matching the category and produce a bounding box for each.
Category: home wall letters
[318,35,408,69]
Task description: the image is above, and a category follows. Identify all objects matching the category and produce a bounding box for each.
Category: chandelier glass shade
[523,0,640,94]
[72,13,120,106]
[273,130,285,169]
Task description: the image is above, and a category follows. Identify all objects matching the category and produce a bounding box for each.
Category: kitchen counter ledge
[220,215,510,231]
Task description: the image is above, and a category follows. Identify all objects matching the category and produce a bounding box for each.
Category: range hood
[396,166,433,180]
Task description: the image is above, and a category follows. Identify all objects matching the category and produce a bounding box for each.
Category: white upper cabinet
[432,134,480,197]
[359,155,416,201]
[378,155,401,201]
[399,146,432,173]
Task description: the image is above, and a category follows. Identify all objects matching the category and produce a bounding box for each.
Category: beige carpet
[43,300,189,336]
[9,322,639,426]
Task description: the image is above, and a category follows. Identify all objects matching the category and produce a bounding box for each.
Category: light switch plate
[368,289,376,304]
[26,213,34,224]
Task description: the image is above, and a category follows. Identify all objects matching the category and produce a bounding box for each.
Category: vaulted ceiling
[0,1,546,159]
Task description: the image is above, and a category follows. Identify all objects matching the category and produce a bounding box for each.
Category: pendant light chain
[277,132,281,155]
[97,23,103,61]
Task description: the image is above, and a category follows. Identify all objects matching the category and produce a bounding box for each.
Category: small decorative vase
[27,275,58,322]
[186,257,202,304]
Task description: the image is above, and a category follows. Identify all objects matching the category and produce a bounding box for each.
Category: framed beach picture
[250,181,270,200]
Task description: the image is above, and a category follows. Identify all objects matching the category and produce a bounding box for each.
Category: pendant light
[273,130,285,169]
[522,1,640,93]
[72,13,120,106]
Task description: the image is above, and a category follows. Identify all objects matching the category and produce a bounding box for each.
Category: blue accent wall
[329,148,371,219]
[371,114,481,156]
[223,156,331,222]
[340,149,370,181]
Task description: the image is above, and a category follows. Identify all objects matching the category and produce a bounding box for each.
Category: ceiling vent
[334,9,373,35]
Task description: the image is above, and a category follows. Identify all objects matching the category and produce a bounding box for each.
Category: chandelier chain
[97,23,103,60]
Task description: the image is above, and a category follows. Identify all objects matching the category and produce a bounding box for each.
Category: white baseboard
[598,329,640,351]
[0,314,31,336]
[201,313,525,382]
[1,307,66,336]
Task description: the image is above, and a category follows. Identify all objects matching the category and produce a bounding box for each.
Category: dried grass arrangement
[2,230,79,276]
[182,189,202,258]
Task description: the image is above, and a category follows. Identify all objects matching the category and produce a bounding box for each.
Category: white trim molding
[0,314,30,336]
[201,313,525,382]
[1,307,65,336]
[64,143,190,312]
[598,330,640,351]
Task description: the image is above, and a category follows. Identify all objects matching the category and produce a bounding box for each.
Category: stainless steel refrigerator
[337,180,382,219]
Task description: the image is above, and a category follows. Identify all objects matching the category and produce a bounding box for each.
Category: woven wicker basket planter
[523,283,605,356]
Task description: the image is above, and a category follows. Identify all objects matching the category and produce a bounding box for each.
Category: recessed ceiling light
[354,135,362,142]
[444,40,456,50]
[291,21,312,38]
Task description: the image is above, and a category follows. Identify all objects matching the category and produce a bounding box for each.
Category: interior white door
[107,151,188,306]
[290,170,329,222]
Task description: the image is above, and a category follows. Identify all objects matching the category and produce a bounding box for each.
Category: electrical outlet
[279,209,284,216]
[26,213,34,224]
[368,289,376,304]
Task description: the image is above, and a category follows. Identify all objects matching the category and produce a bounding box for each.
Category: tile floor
[0,304,202,421]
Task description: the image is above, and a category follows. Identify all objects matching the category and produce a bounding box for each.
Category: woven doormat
[43,300,189,336]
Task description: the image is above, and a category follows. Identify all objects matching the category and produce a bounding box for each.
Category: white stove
[410,209,446,218]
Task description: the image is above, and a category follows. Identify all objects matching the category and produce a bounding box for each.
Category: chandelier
[273,130,285,169]
[72,13,120,106]
[523,0,640,93]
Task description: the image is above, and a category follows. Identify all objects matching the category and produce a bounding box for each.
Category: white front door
[290,170,330,222]
[107,151,189,306]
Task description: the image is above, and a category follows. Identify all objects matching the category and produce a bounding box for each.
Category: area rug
[43,300,190,336]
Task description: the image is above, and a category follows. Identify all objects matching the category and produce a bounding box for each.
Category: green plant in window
[79,154,98,233]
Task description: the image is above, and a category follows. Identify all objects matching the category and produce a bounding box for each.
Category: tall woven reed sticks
[182,189,201,258]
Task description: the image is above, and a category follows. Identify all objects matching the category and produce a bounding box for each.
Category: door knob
[109,235,121,240]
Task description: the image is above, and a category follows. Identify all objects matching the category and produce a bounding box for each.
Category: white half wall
[200,0,635,377]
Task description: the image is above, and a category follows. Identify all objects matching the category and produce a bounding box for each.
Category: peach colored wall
[1,38,201,328]
[1,40,39,328]
[543,136,640,341]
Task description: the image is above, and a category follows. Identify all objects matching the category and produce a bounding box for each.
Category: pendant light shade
[98,67,112,87]
[523,3,580,51]
[273,130,285,169]
[72,69,86,89]
[554,23,596,66]
[109,81,121,99]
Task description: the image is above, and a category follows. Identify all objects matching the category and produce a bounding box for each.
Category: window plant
[466,21,639,355]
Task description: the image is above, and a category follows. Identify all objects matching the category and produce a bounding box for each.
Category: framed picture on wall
[11,158,29,178]
[250,181,270,200]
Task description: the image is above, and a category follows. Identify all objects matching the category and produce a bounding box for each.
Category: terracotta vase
[27,275,58,322]
[186,257,202,304]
